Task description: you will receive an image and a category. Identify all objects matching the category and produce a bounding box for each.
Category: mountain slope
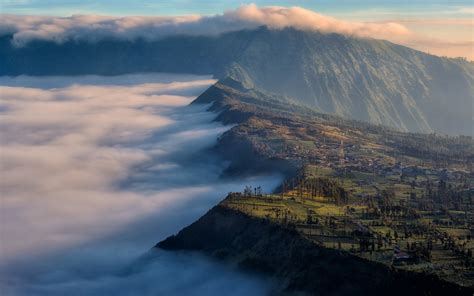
[2,27,472,135]
[158,203,473,296]
[224,28,474,135]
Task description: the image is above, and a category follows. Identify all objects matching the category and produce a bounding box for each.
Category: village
[214,83,474,289]
[222,157,474,287]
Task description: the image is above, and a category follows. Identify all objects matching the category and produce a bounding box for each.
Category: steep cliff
[158,204,473,296]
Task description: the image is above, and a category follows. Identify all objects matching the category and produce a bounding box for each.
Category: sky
[0,0,473,18]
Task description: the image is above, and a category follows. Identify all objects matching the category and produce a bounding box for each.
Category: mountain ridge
[157,202,473,296]
[221,28,473,135]
[2,26,472,135]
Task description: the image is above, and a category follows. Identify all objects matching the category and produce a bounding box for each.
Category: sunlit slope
[225,28,474,135]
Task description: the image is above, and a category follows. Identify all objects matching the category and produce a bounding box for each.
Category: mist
[0,74,281,295]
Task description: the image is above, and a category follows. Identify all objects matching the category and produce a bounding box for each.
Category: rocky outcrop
[158,204,473,296]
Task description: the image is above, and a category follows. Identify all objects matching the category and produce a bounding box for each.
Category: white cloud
[0,4,411,46]
[457,6,474,15]
[0,74,281,295]
[2,4,471,59]
[0,74,217,259]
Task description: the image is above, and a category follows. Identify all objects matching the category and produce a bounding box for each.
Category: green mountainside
[158,204,473,296]
[159,74,474,295]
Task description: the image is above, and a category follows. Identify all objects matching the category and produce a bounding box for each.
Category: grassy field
[222,165,474,288]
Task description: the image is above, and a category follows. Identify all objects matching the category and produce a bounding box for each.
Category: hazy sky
[1,1,473,59]
[0,1,472,18]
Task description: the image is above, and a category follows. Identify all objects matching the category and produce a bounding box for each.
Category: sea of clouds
[0,73,281,295]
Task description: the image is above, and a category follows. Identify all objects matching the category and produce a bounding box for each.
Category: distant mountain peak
[1,27,472,135]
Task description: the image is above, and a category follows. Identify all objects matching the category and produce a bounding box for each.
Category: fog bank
[0,74,281,295]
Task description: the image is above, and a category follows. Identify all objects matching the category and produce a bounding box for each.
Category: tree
[243,186,253,196]
[438,180,447,196]
[400,174,406,182]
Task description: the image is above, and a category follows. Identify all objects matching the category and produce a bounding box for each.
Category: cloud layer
[0,4,410,45]
[0,74,281,295]
[2,4,472,59]
[0,73,216,259]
